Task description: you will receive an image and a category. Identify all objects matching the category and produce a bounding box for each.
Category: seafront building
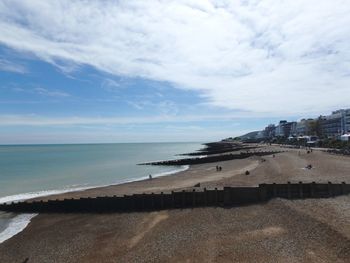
[274,121,296,137]
[319,109,350,137]
[263,124,276,138]
[293,119,316,136]
[319,111,343,137]
[255,108,350,141]
[274,120,286,137]
[341,134,350,141]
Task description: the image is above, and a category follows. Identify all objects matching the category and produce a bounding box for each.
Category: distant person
[149,174,152,180]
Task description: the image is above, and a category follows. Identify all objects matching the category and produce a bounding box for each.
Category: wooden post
[142,193,146,210]
[298,181,303,199]
[131,195,136,211]
[192,189,196,207]
[160,192,164,209]
[259,184,267,201]
[151,193,155,209]
[123,195,127,211]
[171,191,175,208]
[310,182,315,198]
[328,182,333,197]
[204,188,207,206]
[287,182,291,199]
[341,182,346,195]
[223,187,231,206]
[182,190,186,208]
[272,183,277,197]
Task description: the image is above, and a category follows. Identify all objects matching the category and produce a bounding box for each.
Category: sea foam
[0,213,37,244]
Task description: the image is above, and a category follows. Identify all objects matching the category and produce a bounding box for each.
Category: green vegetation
[318,138,350,149]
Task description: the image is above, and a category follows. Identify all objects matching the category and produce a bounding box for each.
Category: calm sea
[0,142,203,242]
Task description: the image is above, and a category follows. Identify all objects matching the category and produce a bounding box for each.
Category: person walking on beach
[149,174,152,180]
[216,166,222,172]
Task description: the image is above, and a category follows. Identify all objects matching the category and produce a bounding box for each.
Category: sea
[0,142,203,243]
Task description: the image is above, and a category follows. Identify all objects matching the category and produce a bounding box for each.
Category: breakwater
[180,142,258,156]
[140,150,282,166]
[0,182,349,213]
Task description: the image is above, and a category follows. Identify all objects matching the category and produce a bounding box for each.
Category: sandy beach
[1,146,350,262]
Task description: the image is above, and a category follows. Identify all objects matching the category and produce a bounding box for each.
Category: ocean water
[0,142,203,243]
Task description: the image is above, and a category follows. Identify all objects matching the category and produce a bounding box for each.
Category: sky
[0,0,349,144]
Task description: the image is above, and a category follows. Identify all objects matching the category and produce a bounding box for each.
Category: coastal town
[2,138,350,262]
[1,1,350,262]
[240,108,350,146]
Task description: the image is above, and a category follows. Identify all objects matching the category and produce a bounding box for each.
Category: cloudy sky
[0,0,349,144]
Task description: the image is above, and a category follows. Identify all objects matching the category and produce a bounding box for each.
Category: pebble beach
[0,145,350,262]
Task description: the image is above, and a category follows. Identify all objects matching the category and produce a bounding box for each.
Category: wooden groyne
[0,182,349,213]
[140,150,282,166]
[179,143,258,156]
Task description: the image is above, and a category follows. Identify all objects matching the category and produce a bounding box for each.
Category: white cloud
[33,87,70,97]
[7,85,70,97]
[127,100,179,115]
[0,112,271,127]
[0,129,236,144]
[0,0,349,115]
[0,58,27,73]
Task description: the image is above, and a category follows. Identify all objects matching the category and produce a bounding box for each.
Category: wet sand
[1,146,350,262]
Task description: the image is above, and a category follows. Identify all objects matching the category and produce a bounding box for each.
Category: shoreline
[0,141,213,244]
[0,154,259,245]
[0,165,191,204]
[0,141,257,204]
[1,146,350,262]
[0,214,37,244]
[0,165,191,244]
[8,143,340,205]
[0,155,260,244]
[30,157,260,202]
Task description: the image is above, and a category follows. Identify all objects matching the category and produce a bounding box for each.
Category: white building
[320,109,350,137]
[340,134,350,141]
[295,119,316,136]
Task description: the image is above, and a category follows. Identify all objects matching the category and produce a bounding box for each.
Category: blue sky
[0,0,349,144]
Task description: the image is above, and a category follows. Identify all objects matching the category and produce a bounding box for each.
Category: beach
[0,145,350,262]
